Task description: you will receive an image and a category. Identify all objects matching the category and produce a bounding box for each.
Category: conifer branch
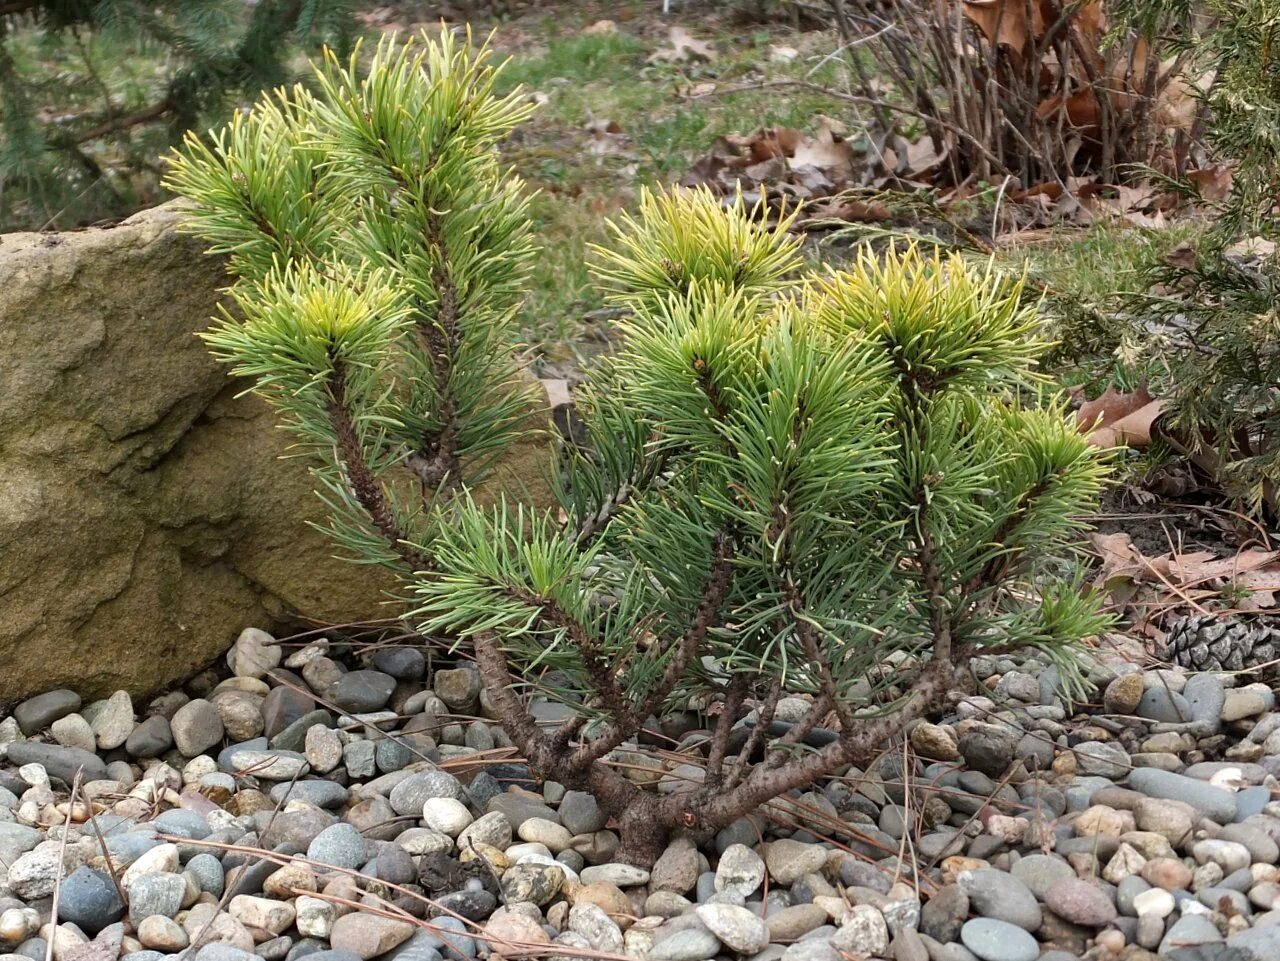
[326,359,430,573]
[405,216,463,496]
[693,655,960,832]
[71,98,174,144]
[726,677,782,790]
[963,474,1054,596]
[500,585,627,719]
[765,693,833,767]
[471,630,555,771]
[568,532,734,770]
[784,575,857,733]
[915,506,953,665]
[705,674,749,789]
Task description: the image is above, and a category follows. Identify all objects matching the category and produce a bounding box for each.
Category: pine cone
[1162,614,1280,673]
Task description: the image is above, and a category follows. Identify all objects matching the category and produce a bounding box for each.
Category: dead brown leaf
[1187,164,1233,201]
[1163,241,1198,270]
[1089,531,1145,585]
[1077,384,1167,448]
[1225,237,1278,259]
[1167,548,1280,585]
[962,0,1042,56]
[1155,66,1215,131]
[1087,530,1280,614]
[1236,569,1280,610]
[791,126,855,180]
[748,127,803,162]
[810,199,892,223]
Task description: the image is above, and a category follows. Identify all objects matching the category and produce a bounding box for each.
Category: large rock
[0,203,552,702]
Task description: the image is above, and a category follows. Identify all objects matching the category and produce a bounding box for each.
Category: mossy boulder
[0,203,551,703]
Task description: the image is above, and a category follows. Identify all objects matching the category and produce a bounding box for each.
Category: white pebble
[18,764,48,788]
[422,797,473,837]
[1132,888,1175,919]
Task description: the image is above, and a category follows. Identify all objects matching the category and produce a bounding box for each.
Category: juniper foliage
[1089,1,1280,512]
[169,30,1109,863]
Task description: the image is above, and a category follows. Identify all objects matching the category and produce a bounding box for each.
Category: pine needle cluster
[169,30,1109,863]
[166,30,538,574]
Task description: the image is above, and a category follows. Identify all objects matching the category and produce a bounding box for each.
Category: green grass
[999,220,1202,398]
[492,19,864,347]
[1012,221,1197,306]
[497,32,649,93]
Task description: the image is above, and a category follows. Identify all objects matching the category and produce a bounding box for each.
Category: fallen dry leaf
[583,19,617,35]
[1155,66,1215,131]
[1090,532,1146,585]
[1236,569,1280,610]
[809,198,892,223]
[748,127,803,162]
[1088,531,1280,615]
[1225,237,1278,259]
[1077,384,1166,448]
[1187,164,1233,201]
[648,26,715,64]
[1163,241,1198,270]
[962,0,1043,57]
[791,126,855,180]
[1166,548,1280,585]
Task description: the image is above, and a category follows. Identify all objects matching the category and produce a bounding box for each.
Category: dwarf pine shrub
[168,29,1109,864]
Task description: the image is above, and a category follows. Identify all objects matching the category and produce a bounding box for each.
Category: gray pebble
[306,823,369,870]
[14,689,81,735]
[960,918,1039,961]
[958,869,1041,931]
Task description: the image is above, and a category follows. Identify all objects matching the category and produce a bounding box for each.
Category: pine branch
[500,584,628,719]
[725,677,781,790]
[962,474,1054,597]
[914,492,953,664]
[326,358,430,573]
[404,215,463,496]
[686,654,960,833]
[568,532,735,770]
[783,575,857,733]
[764,693,832,767]
[705,674,749,790]
[570,447,669,547]
[471,629,554,768]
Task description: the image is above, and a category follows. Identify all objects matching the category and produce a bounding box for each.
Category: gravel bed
[2,628,1279,961]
